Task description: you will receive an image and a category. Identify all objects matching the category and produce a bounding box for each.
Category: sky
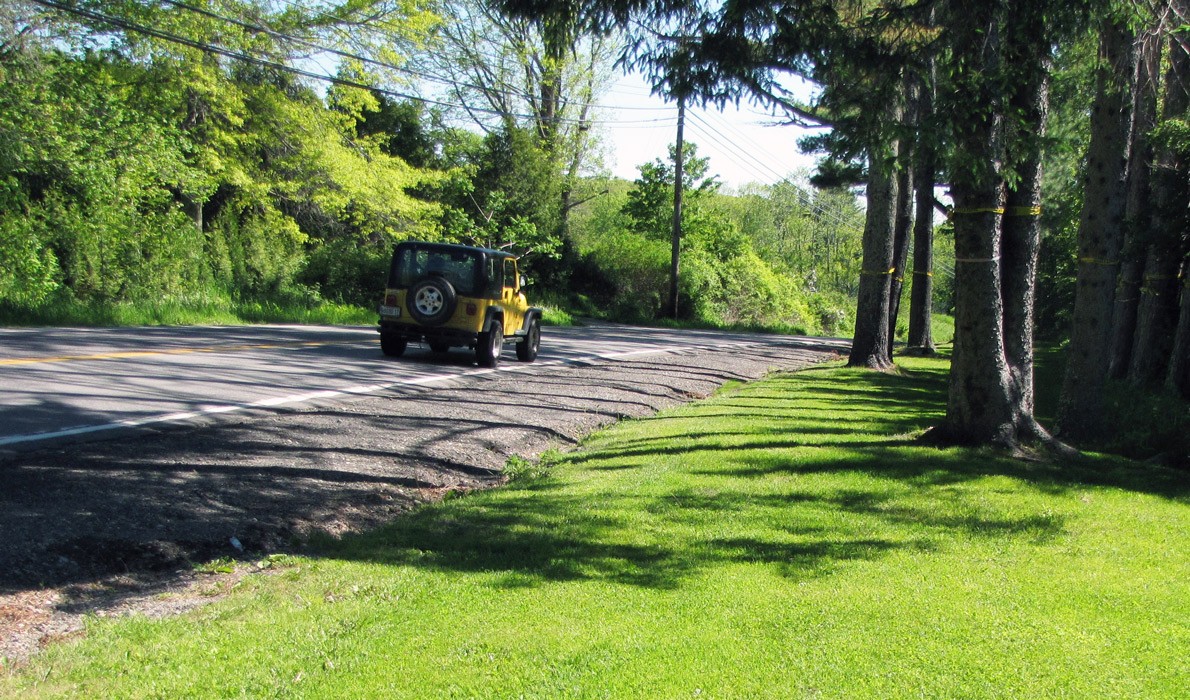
[594,72,824,192]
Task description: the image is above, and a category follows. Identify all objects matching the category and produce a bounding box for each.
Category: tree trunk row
[1060,5,1190,442]
[849,70,937,368]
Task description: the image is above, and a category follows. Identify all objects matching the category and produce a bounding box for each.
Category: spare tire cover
[407,276,458,326]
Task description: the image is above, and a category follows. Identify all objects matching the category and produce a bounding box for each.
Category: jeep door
[501,257,528,334]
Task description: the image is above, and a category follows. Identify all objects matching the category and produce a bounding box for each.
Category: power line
[156,0,542,105]
[30,0,676,127]
[686,111,789,184]
[685,110,863,236]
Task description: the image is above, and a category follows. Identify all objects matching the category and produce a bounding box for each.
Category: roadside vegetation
[0,294,375,328]
[3,355,1185,698]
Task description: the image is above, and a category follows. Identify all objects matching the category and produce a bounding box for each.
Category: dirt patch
[0,340,841,667]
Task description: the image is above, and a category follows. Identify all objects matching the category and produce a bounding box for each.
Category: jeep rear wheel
[407,276,457,326]
[516,317,540,362]
[476,319,502,368]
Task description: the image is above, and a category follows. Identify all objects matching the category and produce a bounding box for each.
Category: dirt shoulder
[0,339,842,666]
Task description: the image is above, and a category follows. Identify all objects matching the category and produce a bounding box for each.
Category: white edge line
[0,341,764,447]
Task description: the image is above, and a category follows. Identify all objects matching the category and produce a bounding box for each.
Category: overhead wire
[30,0,676,126]
[36,0,946,277]
[685,109,864,236]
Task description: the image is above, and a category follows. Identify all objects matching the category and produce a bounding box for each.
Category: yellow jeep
[377,241,542,368]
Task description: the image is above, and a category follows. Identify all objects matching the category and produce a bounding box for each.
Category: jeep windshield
[389,245,483,297]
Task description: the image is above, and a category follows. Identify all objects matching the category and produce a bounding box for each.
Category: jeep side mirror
[519,275,528,289]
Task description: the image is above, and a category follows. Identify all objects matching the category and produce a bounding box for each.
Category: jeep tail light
[385,293,398,306]
[466,303,478,316]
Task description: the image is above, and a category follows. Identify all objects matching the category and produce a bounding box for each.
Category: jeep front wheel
[516,317,540,362]
[476,319,502,368]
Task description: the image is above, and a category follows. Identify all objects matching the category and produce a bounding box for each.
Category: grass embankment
[0,294,578,328]
[0,296,375,327]
[4,358,1187,698]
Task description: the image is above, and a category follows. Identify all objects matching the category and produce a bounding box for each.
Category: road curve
[0,322,846,450]
[0,322,847,662]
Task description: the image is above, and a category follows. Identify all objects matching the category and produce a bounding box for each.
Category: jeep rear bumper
[378,321,480,348]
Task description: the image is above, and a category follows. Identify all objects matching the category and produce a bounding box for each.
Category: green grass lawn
[4,357,1187,698]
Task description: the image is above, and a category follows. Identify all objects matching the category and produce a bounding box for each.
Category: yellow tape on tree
[951,207,1006,215]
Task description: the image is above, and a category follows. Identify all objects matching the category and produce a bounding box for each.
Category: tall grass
[0,294,374,327]
[4,356,1185,698]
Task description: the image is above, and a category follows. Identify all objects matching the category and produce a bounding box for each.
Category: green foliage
[929,221,957,314]
[562,157,861,335]
[0,52,205,304]
[592,142,823,330]
[585,230,671,321]
[622,142,719,239]
[299,239,390,308]
[503,449,564,482]
[437,127,563,264]
[0,2,441,317]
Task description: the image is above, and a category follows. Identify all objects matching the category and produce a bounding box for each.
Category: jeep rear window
[389,246,483,296]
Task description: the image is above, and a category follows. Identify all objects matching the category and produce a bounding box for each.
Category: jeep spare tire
[408,276,457,326]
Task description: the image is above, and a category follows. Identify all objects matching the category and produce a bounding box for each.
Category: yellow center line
[0,341,334,367]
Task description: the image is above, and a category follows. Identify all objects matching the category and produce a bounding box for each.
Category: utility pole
[669,96,685,319]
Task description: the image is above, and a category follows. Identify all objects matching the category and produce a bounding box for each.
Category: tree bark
[1001,57,1050,420]
[1128,16,1190,386]
[1058,19,1134,440]
[1129,249,1183,384]
[848,144,899,370]
[941,1,1021,444]
[907,57,937,354]
[1110,257,1146,377]
[886,114,915,361]
[1168,262,1190,398]
[1108,27,1161,379]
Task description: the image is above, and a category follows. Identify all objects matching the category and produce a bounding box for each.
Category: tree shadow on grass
[315,360,1184,593]
[637,365,1186,502]
[315,486,922,590]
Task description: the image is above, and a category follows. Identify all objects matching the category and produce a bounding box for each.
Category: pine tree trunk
[1108,27,1160,379]
[886,144,914,360]
[1129,250,1182,384]
[1001,59,1050,420]
[1110,258,1145,377]
[1128,17,1190,387]
[1168,265,1190,398]
[907,65,937,355]
[941,2,1021,444]
[1058,19,1134,440]
[848,147,898,370]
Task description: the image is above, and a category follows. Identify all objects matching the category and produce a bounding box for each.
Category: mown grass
[3,357,1187,698]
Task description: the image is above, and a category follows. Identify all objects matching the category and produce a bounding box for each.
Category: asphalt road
[0,322,838,451]
[0,322,848,661]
